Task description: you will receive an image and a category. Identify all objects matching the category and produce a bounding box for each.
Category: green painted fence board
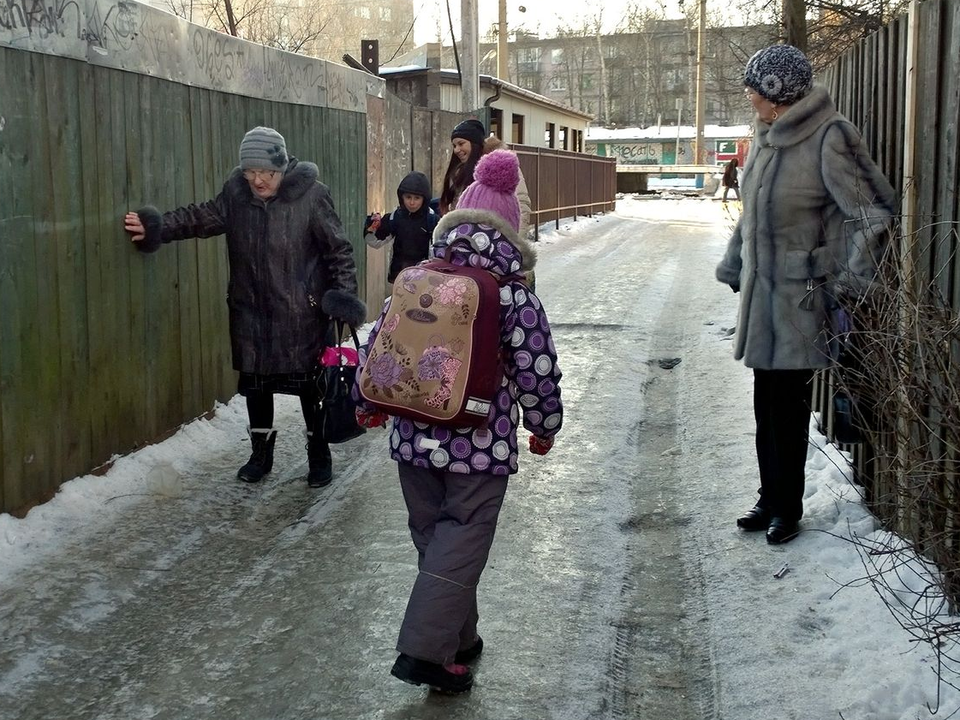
[0,45,369,513]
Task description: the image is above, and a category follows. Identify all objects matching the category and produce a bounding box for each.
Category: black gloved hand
[730,283,740,293]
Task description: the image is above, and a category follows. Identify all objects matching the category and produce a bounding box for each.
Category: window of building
[548,75,566,92]
[355,6,370,18]
[379,7,392,20]
[551,48,564,65]
[545,122,556,148]
[518,73,540,92]
[516,47,541,72]
[512,113,525,145]
[581,73,595,90]
[559,126,568,150]
[517,47,541,64]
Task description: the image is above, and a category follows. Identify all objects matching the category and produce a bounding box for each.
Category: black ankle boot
[237,428,277,483]
[306,431,332,488]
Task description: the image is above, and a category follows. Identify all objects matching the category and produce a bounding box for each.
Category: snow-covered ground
[2,198,960,719]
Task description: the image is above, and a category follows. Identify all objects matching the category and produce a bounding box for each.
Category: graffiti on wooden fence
[1,0,376,111]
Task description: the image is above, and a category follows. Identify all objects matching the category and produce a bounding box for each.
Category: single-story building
[380,64,593,151]
[587,124,752,165]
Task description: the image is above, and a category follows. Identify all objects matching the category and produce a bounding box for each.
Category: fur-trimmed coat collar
[434,207,537,274]
[224,157,320,203]
[758,86,839,149]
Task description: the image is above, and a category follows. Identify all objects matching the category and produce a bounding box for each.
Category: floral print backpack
[358,259,522,427]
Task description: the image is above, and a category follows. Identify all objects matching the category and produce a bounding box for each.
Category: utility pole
[498,0,508,79]
[461,0,480,111]
[693,0,706,165]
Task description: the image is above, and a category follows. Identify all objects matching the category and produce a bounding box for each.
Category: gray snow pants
[396,464,509,665]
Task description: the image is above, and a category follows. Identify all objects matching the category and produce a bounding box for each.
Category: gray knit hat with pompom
[744,45,813,105]
[239,126,289,173]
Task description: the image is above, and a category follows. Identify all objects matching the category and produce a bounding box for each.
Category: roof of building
[379,65,594,121]
[587,124,753,141]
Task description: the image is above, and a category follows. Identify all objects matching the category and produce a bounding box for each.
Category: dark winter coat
[355,207,562,476]
[715,87,898,370]
[366,172,440,283]
[721,161,739,189]
[136,159,362,375]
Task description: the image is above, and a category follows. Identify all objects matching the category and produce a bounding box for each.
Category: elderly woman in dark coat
[123,126,365,489]
[716,46,897,544]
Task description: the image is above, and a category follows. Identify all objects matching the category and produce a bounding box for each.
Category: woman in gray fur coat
[715,46,897,544]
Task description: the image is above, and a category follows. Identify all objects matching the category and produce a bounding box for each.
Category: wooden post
[461,0,480,112]
[693,0,706,165]
[498,0,508,80]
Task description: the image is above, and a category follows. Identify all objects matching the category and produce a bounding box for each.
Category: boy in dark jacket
[365,171,439,283]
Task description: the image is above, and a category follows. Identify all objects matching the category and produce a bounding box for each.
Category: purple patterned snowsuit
[356,210,563,474]
[355,207,563,666]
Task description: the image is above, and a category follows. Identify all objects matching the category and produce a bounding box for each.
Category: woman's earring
[771,106,779,121]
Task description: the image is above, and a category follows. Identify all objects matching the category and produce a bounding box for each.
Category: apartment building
[389,22,777,128]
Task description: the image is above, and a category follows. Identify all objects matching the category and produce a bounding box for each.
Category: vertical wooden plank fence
[0,1,376,515]
[818,0,960,564]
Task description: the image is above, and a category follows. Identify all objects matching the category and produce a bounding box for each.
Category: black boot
[306,431,332,488]
[237,428,277,483]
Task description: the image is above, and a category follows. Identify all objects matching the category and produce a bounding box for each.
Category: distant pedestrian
[123,126,365,489]
[716,45,897,544]
[364,171,438,283]
[354,149,564,693]
[721,158,740,202]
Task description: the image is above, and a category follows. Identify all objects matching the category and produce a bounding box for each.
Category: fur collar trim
[225,158,320,202]
[435,208,537,272]
[759,86,840,149]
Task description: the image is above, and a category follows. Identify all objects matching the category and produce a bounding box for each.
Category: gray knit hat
[239,126,289,173]
[744,45,813,105]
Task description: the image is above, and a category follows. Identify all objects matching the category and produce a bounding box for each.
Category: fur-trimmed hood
[224,157,320,203]
[433,207,537,274]
[483,136,508,153]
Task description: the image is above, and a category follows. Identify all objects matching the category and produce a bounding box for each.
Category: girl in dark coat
[123,126,365,488]
[721,157,740,202]
[438,118,485,214]
[354,150,563,693]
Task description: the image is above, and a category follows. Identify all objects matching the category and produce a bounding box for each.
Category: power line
[445,0,462,76]
[384,0,427,63]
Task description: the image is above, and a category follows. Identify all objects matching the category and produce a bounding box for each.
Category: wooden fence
[512,146,617,237]
[0,2,371,515]
[814,0,960,551]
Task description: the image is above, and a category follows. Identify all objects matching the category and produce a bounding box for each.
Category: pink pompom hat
[456,149,522,232]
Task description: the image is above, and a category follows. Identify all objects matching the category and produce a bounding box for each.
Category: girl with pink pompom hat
[353,147,564,693]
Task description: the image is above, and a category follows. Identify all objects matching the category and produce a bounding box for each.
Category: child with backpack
[364,171,439,283]
[353,149,564,694]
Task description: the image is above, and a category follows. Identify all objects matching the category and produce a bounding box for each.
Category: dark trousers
[245,388,324,445]
[722,186,741,202]
[753,369,814,521]
[396,464,508,665]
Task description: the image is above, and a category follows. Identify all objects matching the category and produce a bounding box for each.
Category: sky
[412,0,675,46]
[3,197,960,718]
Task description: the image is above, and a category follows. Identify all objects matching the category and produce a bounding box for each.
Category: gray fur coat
[716,86,898,369]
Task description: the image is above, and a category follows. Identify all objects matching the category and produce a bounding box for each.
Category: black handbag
[318,322,366,444]
[830,307,863,444]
